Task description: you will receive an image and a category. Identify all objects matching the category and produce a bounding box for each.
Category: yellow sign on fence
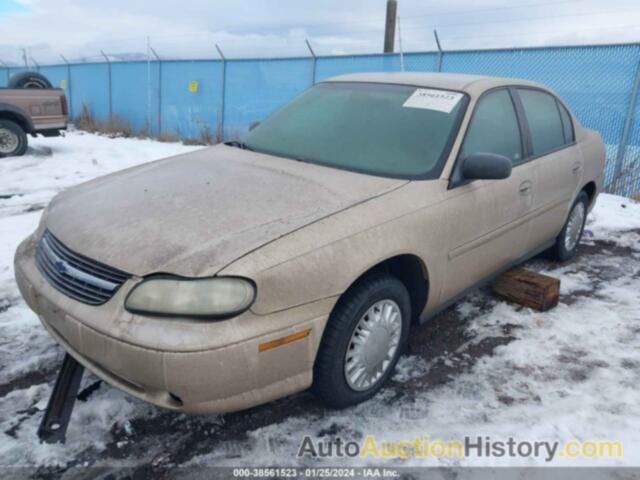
[189,81,199,93]
[60,79,67,90]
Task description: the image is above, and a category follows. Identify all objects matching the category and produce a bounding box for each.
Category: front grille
[36,230,130,305]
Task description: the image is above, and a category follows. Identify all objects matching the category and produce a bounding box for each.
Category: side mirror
[249,121,261,131]
[462,152,512,180]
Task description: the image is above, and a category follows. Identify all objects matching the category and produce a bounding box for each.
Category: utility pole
[384,0,397,53]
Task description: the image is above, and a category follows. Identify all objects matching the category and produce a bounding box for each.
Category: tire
[0,120,28,157]
[313,273,411,408]
[548,191,589,262]
[8,71,52,89]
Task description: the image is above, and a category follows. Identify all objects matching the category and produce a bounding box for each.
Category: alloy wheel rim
[344,299,402,392]
[0,128,19,154]
[564,202,585,251]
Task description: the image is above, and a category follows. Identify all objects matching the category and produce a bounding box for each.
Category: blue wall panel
[68,63,110,121]
[111,62,154,133]
[38,65,68,90]
[404,52,439,72]
[160,60,222,140]
[224,57,313,138]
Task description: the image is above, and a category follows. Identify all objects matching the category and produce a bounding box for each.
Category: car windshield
[242,82,467,179]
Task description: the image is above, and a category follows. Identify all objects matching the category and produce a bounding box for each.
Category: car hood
[45,145,406,277]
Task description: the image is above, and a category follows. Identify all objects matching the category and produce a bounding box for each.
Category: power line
[403,0,602,20]
[444,23,640,42]
[401,6,640,31]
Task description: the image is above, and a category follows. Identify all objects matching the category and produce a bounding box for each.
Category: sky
[0,0,639,65]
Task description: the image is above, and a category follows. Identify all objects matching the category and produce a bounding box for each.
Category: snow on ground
[0,131,639,475]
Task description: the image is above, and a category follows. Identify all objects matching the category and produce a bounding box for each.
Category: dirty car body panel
[14,73,605,414]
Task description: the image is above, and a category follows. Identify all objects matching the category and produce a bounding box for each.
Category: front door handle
[519,180,533,195]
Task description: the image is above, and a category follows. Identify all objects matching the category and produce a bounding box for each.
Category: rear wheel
[313,273,410,408]
[0,120,28,157]
[548,191,589,261]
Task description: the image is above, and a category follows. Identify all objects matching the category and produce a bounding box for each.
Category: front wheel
[313,273,410,408]
[548,191,589,262]
[0,120,28,158]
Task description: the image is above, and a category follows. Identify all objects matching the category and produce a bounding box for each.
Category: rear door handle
[519,180,532,195]
[572,162,582,174]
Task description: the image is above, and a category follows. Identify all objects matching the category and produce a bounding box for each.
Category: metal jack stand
[37,353,85,444]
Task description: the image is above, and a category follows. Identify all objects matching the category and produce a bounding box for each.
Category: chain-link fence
[1,43,639,197]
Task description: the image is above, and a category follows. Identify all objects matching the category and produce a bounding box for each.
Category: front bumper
[14,233,334,414]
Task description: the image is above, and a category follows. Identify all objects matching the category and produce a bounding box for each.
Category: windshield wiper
[225,140,253,151]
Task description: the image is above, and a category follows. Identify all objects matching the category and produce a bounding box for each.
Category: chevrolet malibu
[14,73,605,414]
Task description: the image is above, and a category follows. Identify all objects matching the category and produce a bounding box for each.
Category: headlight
[125,276,256,319]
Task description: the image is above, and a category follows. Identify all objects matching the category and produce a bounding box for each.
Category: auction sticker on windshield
[403,88,463,113]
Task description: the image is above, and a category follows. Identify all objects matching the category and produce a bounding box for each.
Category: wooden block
[492,267,560,311]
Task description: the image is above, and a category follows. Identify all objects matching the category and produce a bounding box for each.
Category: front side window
[243,82,467,179]
[459,89,523,164]
[517,88,566,156]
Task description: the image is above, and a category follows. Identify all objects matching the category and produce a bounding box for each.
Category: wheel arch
[581,181,597,208]
[333,253,429,324]
[0,104,34,133]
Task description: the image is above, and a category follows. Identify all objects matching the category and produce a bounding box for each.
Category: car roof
[322,72,546,97]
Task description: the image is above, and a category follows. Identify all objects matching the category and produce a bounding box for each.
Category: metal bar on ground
[305,39,317,85]
[434,29,443,72]
[216,44,227,142]
[37,353,85,444]
[611,59,640,194]
[100,50,113,120]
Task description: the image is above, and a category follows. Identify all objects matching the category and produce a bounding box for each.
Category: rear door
[441,88,536,304]
[514,88,581,251]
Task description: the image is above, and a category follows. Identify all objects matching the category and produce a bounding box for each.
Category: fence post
[397,16,405,72]
[100,50,113,120]
[612,58,640,194]
[305,39,317,85]
[31,56,40,72]
[150,47,162,138]
[0,59,9,85]
[433,29,443,72]
[216,44,227,142]
[60,55,73,119]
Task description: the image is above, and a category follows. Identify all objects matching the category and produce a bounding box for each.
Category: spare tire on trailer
[8,71,52,89]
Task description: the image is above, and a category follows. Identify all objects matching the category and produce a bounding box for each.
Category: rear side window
[460,89,523,164]
[517,88,566,156]
[557,101,575,143]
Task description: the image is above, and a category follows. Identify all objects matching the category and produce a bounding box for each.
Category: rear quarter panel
[577,127,606,208]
